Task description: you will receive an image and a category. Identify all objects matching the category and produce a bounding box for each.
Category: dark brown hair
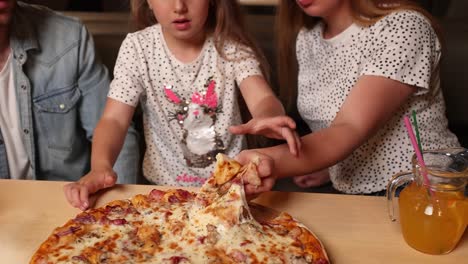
[276,0,443,110]
[131,0,269,80]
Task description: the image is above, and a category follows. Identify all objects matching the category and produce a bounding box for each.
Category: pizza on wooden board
[30,154,329,264]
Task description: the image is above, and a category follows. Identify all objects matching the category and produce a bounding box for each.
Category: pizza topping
[110,218,127,225]
[163,211,173,221]
[125,205,138,215]
[104,204,125,214]
[164,256,190,264]
[271,224,289,236]
[169,220,185,235]
[230,249,247,262]
[99,216,127,225]
[73,213,96,224]
[206,248,237,263]
[149,189,166,201]
[175,189,194,201]
[132,225,162,257]
[240,239,253,246]
[131,194,151,208]
[168,194,180,203]
[194,196,210,207]
[71,255,89,263]
[288,226,303,239]
[205,224,220,245]
[55,226,81,237]
[196,236,207,244]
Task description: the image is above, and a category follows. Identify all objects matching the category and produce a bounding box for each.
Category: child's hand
[235,150,276,197]
[63,169,117,211]
[229,116,301,156]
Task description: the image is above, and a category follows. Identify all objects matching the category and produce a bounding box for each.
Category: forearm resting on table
[256,123,365,179]
[90,118,129,170]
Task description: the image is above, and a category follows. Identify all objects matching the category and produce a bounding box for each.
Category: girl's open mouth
[173,18,191,30]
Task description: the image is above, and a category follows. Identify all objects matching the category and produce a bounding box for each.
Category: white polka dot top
[109,24,262,186]
[296,11,460,194]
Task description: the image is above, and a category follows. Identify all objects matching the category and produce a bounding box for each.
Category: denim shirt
[0,2,140,183]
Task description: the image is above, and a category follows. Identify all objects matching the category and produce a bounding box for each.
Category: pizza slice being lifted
[190,154,329,263]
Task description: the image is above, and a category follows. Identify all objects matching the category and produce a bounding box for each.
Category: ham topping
[73,214,96,224]
[149,189,166,201]
[55,226,81,237]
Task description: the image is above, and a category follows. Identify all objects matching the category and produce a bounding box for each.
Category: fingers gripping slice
[212,153,261,187]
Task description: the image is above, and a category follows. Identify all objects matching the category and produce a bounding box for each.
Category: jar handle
[386,171,414,222]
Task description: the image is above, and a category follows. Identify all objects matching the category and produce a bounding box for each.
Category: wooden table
[0,179,466,263]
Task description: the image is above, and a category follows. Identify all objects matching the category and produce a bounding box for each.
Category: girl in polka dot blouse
[64,0,300,210]
[237,0,460,195]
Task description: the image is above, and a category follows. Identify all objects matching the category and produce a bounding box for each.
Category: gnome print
[164,77,225,167]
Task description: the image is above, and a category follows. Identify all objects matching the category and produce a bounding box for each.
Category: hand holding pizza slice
[234,150,277,195]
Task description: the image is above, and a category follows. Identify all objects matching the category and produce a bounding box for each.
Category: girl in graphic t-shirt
[235,0,460,195]
[64,0,300,210]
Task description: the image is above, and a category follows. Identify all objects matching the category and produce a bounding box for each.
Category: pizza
[30,154,329,264]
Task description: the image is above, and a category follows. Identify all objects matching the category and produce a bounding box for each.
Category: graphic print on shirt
[164,77,225,168]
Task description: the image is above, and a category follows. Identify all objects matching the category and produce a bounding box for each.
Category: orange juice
[399,182,466,254]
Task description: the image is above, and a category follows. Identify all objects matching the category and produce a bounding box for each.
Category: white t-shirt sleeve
[360,11,441,90]
[108,34,145,107]
[231,45,263,85]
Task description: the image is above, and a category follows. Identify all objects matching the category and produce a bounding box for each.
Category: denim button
[23,129,29,134]
[59,104,65,109]
[21,85,26,90]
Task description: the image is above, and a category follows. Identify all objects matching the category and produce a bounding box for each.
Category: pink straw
[403,116,432,194]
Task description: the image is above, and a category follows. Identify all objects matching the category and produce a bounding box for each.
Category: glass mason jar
[387,148,468,255]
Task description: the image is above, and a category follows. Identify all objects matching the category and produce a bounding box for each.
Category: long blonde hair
[130,0,269,80]
[276,0,442,110]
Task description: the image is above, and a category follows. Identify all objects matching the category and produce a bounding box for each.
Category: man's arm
[76,24,140,183]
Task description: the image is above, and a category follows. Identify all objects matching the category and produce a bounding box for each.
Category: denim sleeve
[0,131,9,179]
[113,122,141,184]
[76,24,140,184]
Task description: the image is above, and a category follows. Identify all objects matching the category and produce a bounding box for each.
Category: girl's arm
[240,75,416,187]
[64,98,136,210]
[91,99,136,171]
[232,75,301,155]
[239,75,287,118]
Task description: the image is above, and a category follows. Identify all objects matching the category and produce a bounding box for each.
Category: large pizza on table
[31,154,329,264]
